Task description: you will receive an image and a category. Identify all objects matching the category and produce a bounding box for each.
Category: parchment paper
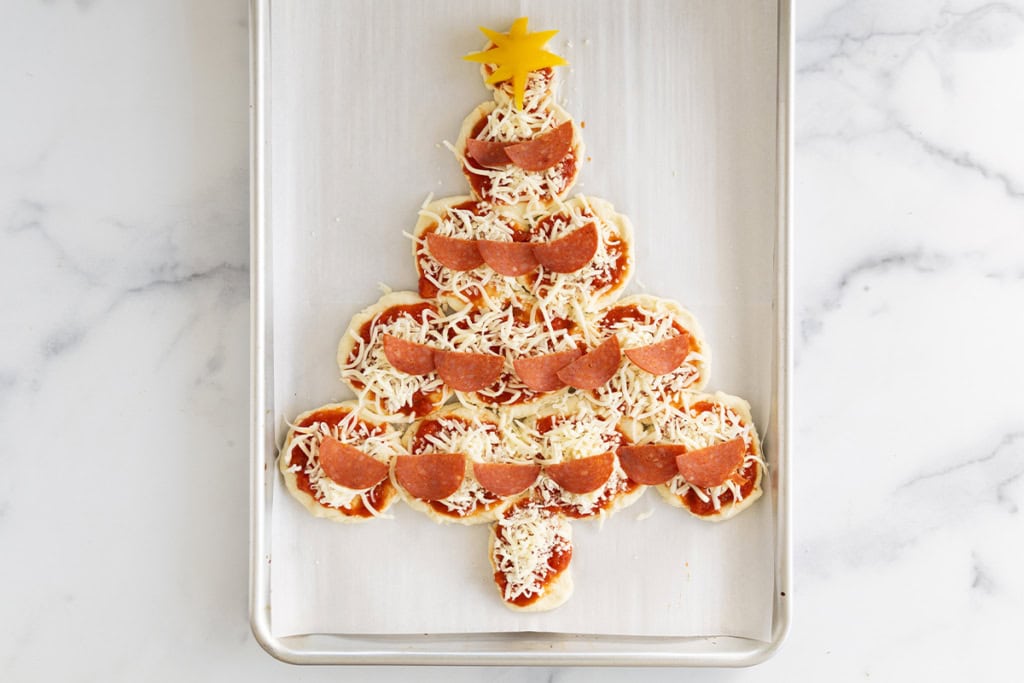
[266,0,779,640]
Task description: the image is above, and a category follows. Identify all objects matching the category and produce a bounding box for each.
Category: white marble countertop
[2,1,1021,680]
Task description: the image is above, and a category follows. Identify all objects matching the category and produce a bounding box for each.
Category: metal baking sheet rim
[248,0,793,667]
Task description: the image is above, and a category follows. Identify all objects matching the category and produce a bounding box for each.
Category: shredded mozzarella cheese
[534,466,630,519]
[526,400,621,464]
[287,412,401,517]
[477,99,559,143]
[340,307,446,417]
[456,147,573,208]
[413,204,530,307]
[449,101,576,208]
[590,302,705,418]
[492,503,571,603]
[644,400,765,510]
[592,352,705,421]
[528,197,627,317]
[524,400,631,517]
[442,305,579,404]
[490,69,556,113]
[409,414,514,515]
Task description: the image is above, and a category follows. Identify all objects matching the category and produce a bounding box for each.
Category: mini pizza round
[439,302,585,417]
[641,392,765,521]
[337,291,451,421]
[411,195,533,310]
[489,500,573,612]
[454,100,583,208]
[475,45,558,112]
[395,405,534,525]
[587,294,711,419]
[465,23,563,110]
[278,401,402,522]
[488,67,557,111]
[524,395,645,520]
[525,196,634,317]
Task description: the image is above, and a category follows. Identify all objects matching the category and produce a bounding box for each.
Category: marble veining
[1,185,249,399]
[892,120,1024,199]
[897,430,1024,495]
[798,247,953,347]
[970,551,996,592]
[791,0,1024,679]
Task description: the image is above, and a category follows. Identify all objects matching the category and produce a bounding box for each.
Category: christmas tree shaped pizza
[278,18,766,613]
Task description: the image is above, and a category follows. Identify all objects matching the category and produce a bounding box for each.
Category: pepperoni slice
[675,438,747,489]
[393,452,465,500]
[504,121,574,172]
[531,223,599,273]
[545,452,615,494]
[624,333,691,376]
[318,437,390,490]
[424,233,485,271]
[512,348,583,392]
[477,240,539,276]
[616,444,687,485]
[466,138,511,168]
[556,336,621,390]
[472,462,542,497]
[434,349,504,391]
[382,334,436,375]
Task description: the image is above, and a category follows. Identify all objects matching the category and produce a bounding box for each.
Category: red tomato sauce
[288,408,392,518]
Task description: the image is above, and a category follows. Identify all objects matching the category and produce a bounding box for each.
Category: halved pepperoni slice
[531,223,598,273]
[434,349,504,391]
[675,437,747,489]
[556,336,621,390]
[424,233,485,271]
[616,444,687,485]
[318,437,389,490]
[393,452,465,500]
[466,138,511,168]
[382,334,436,375]
[505,121,574,172]
[512,348,583,392]
[545,452,615,494]
[624,333,691,376]
[477,240,539,276]
[472,462,542,497]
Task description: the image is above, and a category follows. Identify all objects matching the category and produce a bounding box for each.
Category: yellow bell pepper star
[464,17,568,110]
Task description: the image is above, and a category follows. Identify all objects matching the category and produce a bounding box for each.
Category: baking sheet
[254,0,789,658]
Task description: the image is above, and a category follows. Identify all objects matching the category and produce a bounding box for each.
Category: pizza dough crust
[395,404,521,525]
[654,391,764,522]
[411,195,531,311]
[528,195,635,315]
[598,293,711,390]
[278,401,401,523]
[337,291,451,421]
[454,100,585,206]
[526,395,647,520]
[487,510,574,612]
